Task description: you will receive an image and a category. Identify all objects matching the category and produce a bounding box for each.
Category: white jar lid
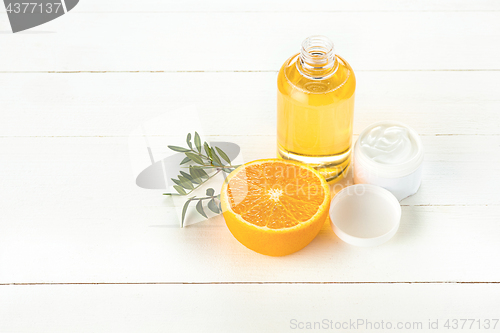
[329,184,401,247]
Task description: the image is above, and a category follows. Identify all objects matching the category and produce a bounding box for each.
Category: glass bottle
[277,35,356,182]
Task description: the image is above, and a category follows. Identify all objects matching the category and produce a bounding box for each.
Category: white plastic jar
[353,121,424,201]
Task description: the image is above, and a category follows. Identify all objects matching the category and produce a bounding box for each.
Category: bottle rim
[300,35,335,67]
[298,35,338,79]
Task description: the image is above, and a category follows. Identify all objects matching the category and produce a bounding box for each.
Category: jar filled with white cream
[353,121,424,201]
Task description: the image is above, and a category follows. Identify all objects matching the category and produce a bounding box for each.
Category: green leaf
[189,168,202,184]
[196,200,208,218]
[181,198,194,227]
[194,132,202,152]
[215,146,231,164]
[206,188,215,196]
[172,178,187,189]
[179,171,192,180]
[207,199,219,214]
[186,133,192,149]
[211,149,222,166]
[173,185,187,195]
[185,152,204,165]
[180,157,191,165]
[197,168,209,179]
[178,176,194,190]
[168,145,190,153]
[204,142,212,159]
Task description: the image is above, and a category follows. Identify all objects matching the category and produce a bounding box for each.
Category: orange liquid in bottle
[277,36,356,181]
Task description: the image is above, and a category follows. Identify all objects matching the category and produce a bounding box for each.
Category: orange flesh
[226,162,326,229]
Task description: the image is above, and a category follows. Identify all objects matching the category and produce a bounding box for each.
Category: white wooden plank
[2,0,500,14]
[0,71,499,137]
[1,205,499,283]
[72,0,500,13]
[0,12,499,71]
[0,135,499,283]
[1,284,500,332]
[1,134,498,206]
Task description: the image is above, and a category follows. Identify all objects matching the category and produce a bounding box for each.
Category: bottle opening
[298,35,337,79]
[300,35,335,68]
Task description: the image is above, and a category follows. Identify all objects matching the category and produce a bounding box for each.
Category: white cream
[359,125,416,164]
[354,121,424,201]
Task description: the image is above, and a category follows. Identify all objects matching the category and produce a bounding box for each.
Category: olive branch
[163,132,240,227]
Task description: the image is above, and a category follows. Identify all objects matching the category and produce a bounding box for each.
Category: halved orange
[221,159,331,256]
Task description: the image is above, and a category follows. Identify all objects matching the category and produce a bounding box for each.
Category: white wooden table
[1,1,500,332]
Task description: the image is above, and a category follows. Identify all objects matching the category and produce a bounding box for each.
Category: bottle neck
[297,35,338,79]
